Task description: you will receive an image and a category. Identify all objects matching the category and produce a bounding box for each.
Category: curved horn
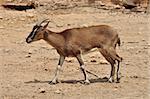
[36,19,50,26]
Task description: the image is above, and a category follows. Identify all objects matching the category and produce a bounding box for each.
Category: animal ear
[43,21,50,29]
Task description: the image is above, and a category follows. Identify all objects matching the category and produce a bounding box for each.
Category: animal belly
[81,48,98,55]
[64,48,80,57]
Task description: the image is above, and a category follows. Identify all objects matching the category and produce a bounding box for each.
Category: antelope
[26,19,122,84]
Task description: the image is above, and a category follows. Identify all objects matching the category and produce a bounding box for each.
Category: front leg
[108,64,115,83]
[49,55,65,84]
[76,54,90,84]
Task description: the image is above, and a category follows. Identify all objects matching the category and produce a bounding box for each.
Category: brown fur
[41,25,122,62]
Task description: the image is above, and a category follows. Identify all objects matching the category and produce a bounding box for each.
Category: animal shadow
[24,77,109,84]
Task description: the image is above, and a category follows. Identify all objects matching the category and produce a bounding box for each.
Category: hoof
[49,81,57,85]
[49,80,59,85]
[82,80,90,85]
[116,80,120,83]
[108,78,115,83]
[116,78,121,83]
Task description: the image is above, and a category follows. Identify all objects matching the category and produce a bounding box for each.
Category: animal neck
[43,29,65,50]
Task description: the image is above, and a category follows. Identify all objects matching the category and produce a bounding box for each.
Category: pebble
[99,1,105,6]
[26,13,35,18]
[20,18,26,21]
[114,5,121,9]
[136,7,146,12]
[66,59,74,63]
[54,89,62,94]
[0,16,3,19]
[90,59,97,62]
[44,69,48,71]
[82,24,88,27]
[56,22,64,27]
[4,48,10,53]
[34,79,40,82]
[28,52,32,54]
[132,76,138,78]
[39,88,46,93]
[114,88,118,91]
[25,55,31,58]
[99,60,108,64]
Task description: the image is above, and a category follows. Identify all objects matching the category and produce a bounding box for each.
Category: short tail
[114,37,121,48]
[117,37,121,46]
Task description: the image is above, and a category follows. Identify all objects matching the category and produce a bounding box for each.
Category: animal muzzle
[26,37,32,43]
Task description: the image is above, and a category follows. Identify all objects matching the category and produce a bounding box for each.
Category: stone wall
[1,0,149,8]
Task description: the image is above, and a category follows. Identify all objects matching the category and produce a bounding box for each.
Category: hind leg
[113,53,122,83]
[108,63,116,83]
[116,60,121,83]
[98,48,116,83]
[107,54,121,83]
[104,48,122,82]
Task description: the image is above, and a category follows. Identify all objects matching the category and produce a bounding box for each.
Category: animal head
[26,19,50,43]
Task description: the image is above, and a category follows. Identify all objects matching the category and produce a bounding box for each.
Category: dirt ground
[0,4,150,99]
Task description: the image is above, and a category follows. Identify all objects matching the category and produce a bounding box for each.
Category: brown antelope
[26,19,122,84]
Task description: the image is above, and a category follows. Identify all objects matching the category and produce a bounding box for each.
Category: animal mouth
[26,38,32,43]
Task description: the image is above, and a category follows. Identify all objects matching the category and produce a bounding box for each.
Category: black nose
[26,38,32,43]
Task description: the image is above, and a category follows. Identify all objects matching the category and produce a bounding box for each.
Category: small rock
[142,39,145,41]
[25,55,31,58]
[132,76,138,78]
[90,56,96,58]
[134,7,146,12]
[99,60,108,64]
[4,48,10,53]
[67,23,71,26]
[39,88,46,93]
[127,41,139,43]
[0,16,3,19]
[44,69,48,71]
[66,59,74,63]
[20,18,26,21]
[125,63,130,65]
[122,0,137,9]
[103,77,108,80]
[114,88,118,91]
[54,89,61,94]
[95,1,105,6]
[99,2,105,6]
[124,80,129,83]
[56,23,64,27]
[26,13,35,18]
[34,79,40,82]
[143,47,148,49]
[26,9,36,13]
[28,52,32,54]
[82,24,88,27]
[90,59,97,62]
[129,75,139,78]
[114,5,121,9]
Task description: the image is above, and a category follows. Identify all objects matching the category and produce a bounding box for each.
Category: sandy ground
[0,5,150,99]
